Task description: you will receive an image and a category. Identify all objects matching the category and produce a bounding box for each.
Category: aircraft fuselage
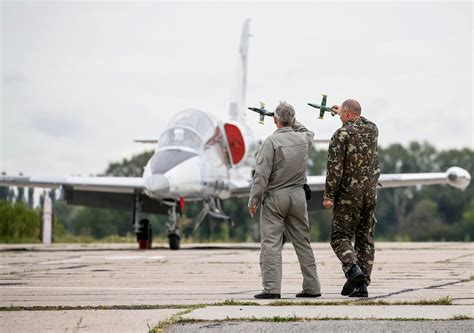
[142,109,258,202]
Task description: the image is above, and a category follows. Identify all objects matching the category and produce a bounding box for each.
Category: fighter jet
[1,19,471,250]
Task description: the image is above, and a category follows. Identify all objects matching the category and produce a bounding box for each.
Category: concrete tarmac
[166,320,474,333]
[0,242,472,332]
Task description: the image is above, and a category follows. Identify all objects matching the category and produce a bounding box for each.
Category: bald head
[341,99,361,116]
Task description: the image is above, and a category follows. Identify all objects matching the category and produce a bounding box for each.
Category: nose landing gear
[166,201,181,250]
[168,233,180,250]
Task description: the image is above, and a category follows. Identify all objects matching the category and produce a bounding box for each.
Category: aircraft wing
[0,175,145,193]
[307,167,470,192]
[377,167,471,190]
[231,166,471,197]
[0,175,173,214]
[312,139,330,145]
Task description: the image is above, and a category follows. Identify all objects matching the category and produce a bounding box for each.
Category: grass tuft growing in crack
[451,315,472,320]
[435,296,452,305]
[219,300,260,306]
[247,315,301,322]
[149,304,206,333]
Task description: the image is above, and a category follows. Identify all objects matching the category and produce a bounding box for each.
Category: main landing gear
[137,218,152,250]
[133,192,182,250]
[132,192,152,250]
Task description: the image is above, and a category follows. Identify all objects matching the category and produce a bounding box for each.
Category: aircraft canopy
[158,109,216,150]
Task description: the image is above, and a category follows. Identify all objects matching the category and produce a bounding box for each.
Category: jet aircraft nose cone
[145,174,170,194]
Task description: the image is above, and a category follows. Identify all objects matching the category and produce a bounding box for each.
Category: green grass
[53,234,137,243]
[3,298,460,332]
[147,296,458,332]
[451,315,472,320]
[435,296,453,305]
[267,296,453,306]
[0,304,188,312]
[149,305,206,333]
[1,296,454,312]
[247,315,304,322]
[218,300,260,306]
[152,314,473,331]
[1,306,23,312]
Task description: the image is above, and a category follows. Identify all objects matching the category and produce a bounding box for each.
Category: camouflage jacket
[248,121,314,207]
[324,117,380,201]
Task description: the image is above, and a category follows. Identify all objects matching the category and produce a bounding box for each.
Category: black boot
[341,264,366,296]
[349,282,368,297]
[254,291,281,299]
[295,291,321,298]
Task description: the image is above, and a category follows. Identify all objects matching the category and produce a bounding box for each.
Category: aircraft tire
[137,219,152,250]
[168,233,181,250]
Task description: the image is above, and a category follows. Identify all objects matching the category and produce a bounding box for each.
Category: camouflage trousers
[330,193,377,284]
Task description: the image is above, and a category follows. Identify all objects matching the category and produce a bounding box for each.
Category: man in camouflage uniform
[249,101,321,299]
[323,99,380,298]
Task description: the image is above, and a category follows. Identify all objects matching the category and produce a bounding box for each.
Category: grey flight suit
[249,121,321,294]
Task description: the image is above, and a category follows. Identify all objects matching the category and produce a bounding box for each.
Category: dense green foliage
[1,141,472,243]
[0,201,40,243]
[102,151,154,177]
[309,143,474,242]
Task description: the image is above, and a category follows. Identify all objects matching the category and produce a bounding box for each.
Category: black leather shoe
[341,264,366,296]
[254,291,281,299]
[295,292,321,298]
[349,283,368,298]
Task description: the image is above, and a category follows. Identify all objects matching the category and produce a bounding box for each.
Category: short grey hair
[274,101,295,126]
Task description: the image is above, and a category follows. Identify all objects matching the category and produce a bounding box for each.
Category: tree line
[1,141,473,243]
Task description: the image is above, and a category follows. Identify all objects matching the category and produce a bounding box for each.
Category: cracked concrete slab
[1,242,472,307]
[165,320,474,333]
[0,308,180,333]
[0,242,472,332]
[180,305,474,320]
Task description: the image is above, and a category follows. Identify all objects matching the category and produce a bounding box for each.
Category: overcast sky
[1,1,472,177]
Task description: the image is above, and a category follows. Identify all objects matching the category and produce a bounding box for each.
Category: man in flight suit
[323,99,380,297]
[249,101,321,299]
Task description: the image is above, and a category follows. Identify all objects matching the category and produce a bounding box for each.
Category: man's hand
[331,105,341,115]
[323,198,334,209]
[248,205,258,218]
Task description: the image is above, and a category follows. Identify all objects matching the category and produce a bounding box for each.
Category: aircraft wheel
[168,233,181,250]
[137,219,152,250]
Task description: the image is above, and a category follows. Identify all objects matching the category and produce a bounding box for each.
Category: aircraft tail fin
[229,18,251,122]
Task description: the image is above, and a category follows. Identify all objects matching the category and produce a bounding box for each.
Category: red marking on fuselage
[224,123,246,165]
